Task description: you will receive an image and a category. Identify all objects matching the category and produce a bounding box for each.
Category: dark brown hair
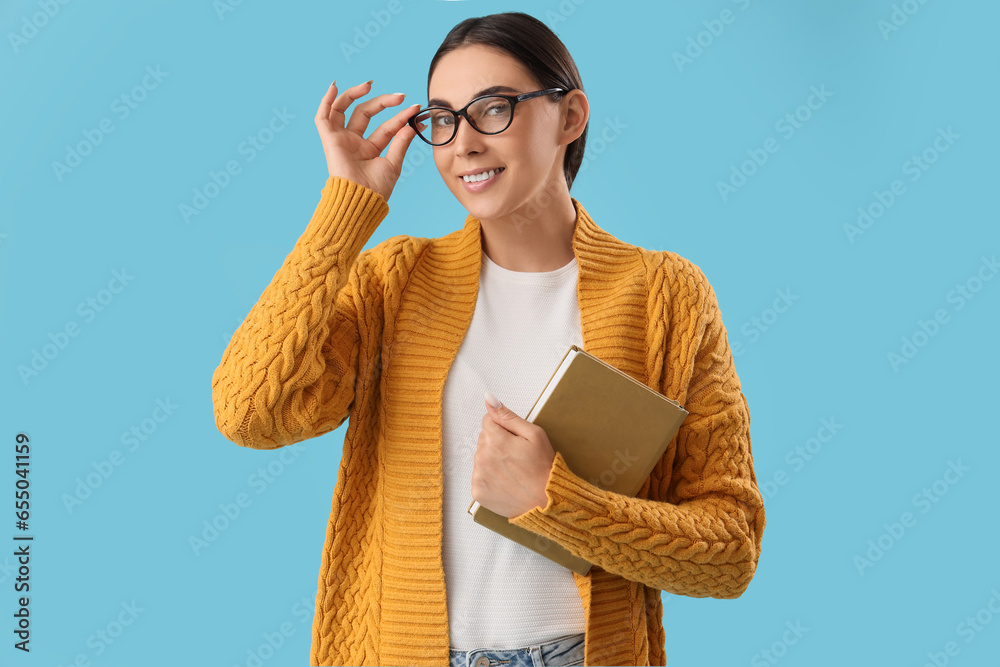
[426,11,588,191]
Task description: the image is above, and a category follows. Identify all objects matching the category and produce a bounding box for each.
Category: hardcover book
[467,344,689,576]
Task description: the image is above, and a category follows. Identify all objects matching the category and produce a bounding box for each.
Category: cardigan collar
[432,196,652,383]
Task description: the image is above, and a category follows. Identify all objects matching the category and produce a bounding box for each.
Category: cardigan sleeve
[211,176,389,449]
[508,267,765,599]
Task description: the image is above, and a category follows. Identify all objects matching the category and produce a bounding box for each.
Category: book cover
[467,344,689,575]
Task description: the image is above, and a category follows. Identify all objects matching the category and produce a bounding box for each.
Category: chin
[462,201,498,223]
[449,188,501,222]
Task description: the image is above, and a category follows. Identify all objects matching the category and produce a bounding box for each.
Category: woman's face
[427,44,574,223]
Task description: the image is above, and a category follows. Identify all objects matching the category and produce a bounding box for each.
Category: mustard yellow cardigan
[211,176,766,666]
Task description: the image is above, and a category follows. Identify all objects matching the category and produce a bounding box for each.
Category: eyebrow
[428,85,521,108]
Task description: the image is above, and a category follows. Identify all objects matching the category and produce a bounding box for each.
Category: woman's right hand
[315,80,423,202]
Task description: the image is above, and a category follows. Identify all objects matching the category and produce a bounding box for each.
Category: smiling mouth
[461,167,505,183]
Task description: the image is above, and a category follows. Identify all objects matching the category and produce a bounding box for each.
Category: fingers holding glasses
[318,80,425,147]
[344,85,408,136]
[379,103,425,171]
[315,80,342,131]
[320,80,403,131]
[316,80,373,130]
[367,102,422,156]
[314,79,428,200]
[329,80,369,127]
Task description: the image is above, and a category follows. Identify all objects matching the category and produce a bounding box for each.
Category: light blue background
[2,1,998,665]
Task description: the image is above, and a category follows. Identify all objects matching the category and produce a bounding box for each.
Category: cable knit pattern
[211,176,766,666]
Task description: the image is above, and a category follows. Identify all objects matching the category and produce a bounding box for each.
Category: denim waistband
[449,632,586,667]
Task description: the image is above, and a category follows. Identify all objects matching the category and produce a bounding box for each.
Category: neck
[479,180,578,273]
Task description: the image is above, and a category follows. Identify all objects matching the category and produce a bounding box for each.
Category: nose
[450,114,485,156]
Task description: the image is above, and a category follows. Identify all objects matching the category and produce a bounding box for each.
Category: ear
[560,89,589,146]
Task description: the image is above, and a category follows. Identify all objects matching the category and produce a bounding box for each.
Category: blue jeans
[449,632,586,667]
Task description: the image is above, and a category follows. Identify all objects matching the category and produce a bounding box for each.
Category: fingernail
[331,80,337,87]
[364,79,374,86]
[484,390,501,408]
[391,92,406,96]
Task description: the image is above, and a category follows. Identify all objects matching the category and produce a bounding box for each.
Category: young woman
[212,11,765,667]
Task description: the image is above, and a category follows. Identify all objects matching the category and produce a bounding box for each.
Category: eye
[430,111,454,127]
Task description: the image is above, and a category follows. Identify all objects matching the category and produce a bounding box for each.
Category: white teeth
[463,167,504,183]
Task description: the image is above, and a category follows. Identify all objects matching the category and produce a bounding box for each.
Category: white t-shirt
[441,250,587,650]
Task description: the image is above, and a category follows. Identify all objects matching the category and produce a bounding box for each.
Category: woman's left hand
[471,392,557,519]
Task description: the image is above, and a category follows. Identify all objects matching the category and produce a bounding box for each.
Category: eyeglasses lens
[413,97,513,145]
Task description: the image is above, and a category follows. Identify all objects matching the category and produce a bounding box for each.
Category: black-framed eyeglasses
[408,88,570,146]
